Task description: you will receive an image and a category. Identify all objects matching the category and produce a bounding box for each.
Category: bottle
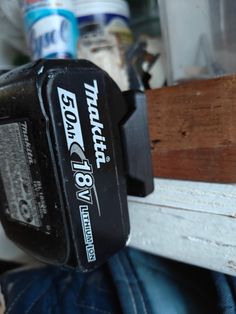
[22,0,78,60]
[73,0,133,91]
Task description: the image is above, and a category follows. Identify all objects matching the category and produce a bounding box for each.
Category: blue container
[22,0,78,60]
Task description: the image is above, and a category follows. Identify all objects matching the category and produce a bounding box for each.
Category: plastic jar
[159,0,236,85]
[73,0,133,91]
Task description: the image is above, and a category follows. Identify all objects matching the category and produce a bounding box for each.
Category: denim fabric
[0,264,122,314]
[0,248,232,314]
[0,249,152,314]
[126,249,219,314]
[108,249,152,314]
[211,272,236,314]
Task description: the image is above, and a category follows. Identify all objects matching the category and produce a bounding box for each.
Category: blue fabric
[126,249,218,314]
[0,247,232,314]
[0,249,152,314]
[211,272,236,314]
[0,264,122,314]
[109,249,152,314]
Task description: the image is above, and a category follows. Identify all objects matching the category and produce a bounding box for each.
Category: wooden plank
[146,75,236,183]
[128,179,236,276]
[128,179,236,217]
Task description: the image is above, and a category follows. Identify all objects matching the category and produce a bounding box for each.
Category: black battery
[0,60,131,272]
[0,59,154,271]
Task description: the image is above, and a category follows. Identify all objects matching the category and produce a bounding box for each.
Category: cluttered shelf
[2,1,236,312]
[0,0,236,275]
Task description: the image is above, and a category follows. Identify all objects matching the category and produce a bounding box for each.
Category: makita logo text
[84,80,108,169]
[21,121,34,165]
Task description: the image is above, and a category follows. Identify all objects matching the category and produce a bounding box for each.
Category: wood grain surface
[146,75,236,182]
[129,178,236,276]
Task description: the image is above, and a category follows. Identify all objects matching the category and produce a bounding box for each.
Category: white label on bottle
[29,15,72,59]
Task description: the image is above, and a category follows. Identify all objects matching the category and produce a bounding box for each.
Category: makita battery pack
[0,60,153,271]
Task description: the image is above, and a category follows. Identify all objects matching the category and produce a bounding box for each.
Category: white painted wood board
[1,178,236,275]
[128,179,236,276]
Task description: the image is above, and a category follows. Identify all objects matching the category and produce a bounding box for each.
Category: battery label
[57,85,101,215]
[48,65,130,270]
[0,121,48,231]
